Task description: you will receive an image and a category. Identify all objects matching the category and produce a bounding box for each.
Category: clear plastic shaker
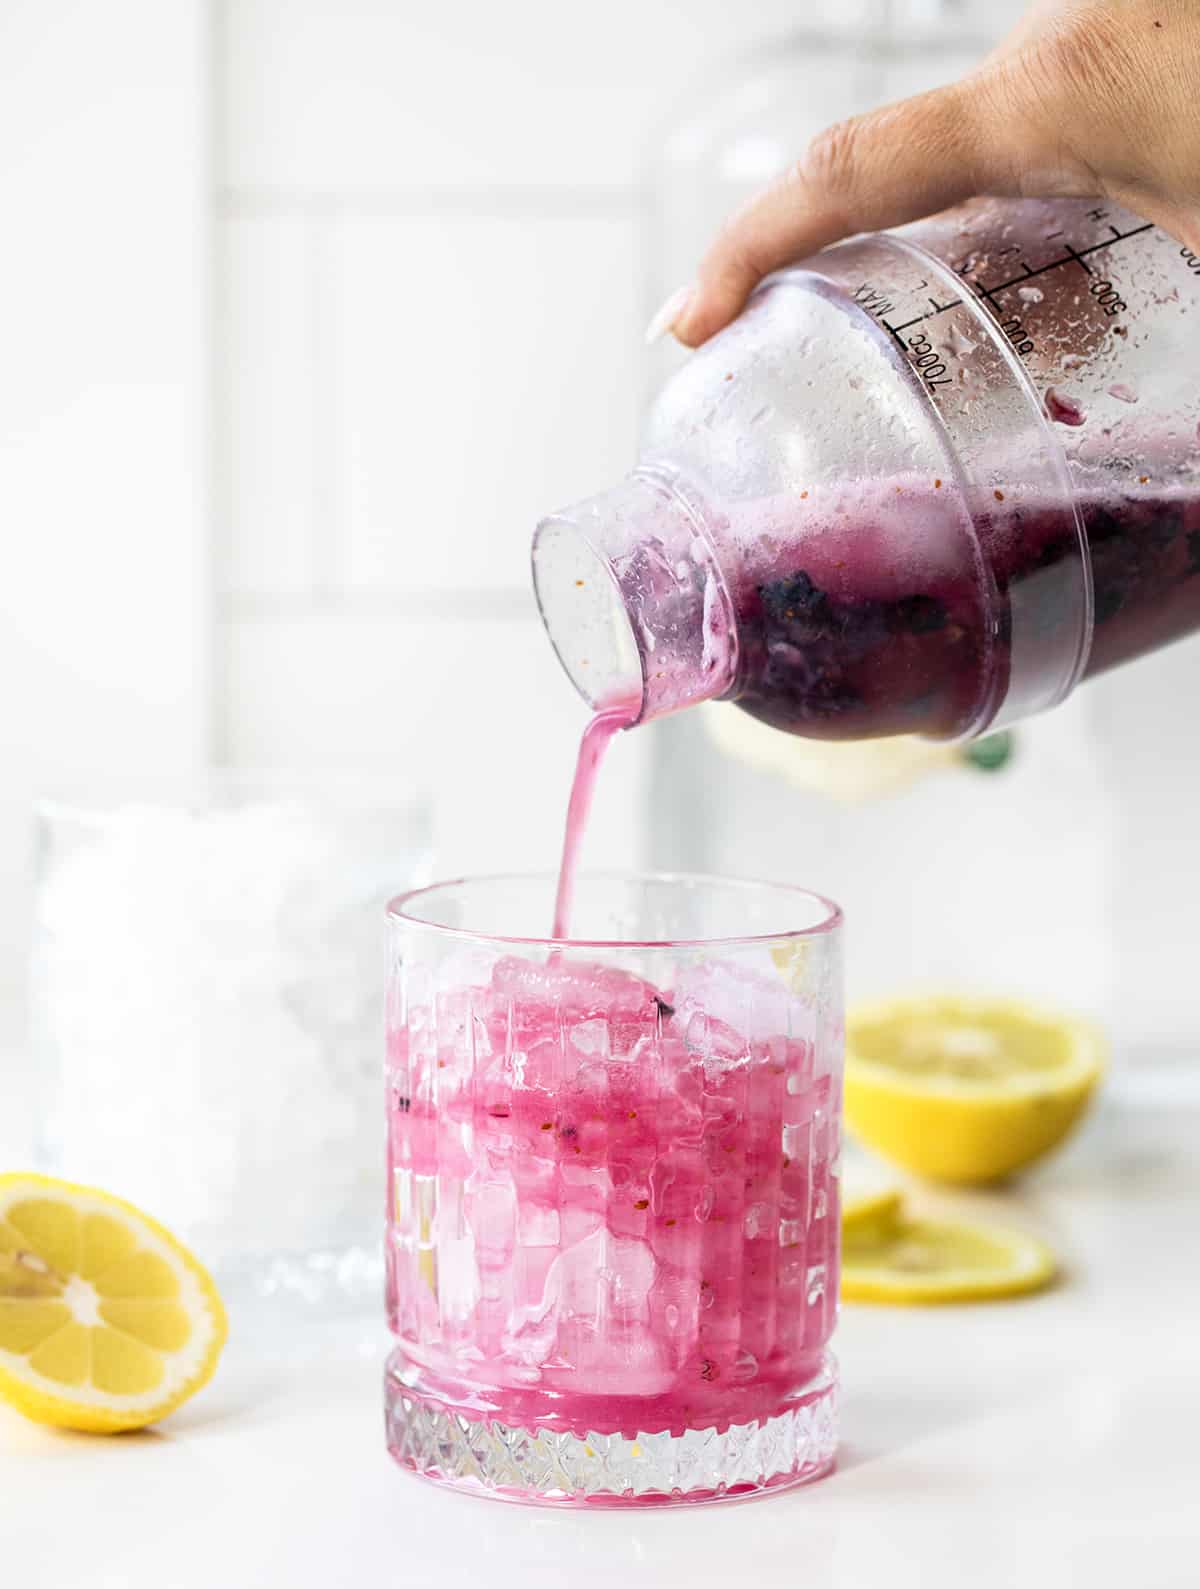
[533,199,1200,741]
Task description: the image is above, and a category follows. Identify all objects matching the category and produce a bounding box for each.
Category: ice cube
[600,1231,658,1316]
[567,1329,672,1395]
[569,1018,610,1057]
[490,955,664,1019]
[560,1199,605,1247]
[546,1228,657,1325]
[465,1178,516,1263]
[517,1202,561,1249]
[673,957,803,1050]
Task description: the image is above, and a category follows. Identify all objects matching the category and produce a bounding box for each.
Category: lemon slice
[842,1214,1056,1304]
[841,1188,903,1242]
[0,1173,227,1432]
[845,995,1106,1184]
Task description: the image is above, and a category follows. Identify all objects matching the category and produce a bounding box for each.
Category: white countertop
[4,1064,1198,1589]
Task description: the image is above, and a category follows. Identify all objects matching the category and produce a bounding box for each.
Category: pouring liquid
[552,699,637,939]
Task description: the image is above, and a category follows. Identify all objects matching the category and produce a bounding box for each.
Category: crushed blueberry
[760,570,829,623]
[736,486,1200,738]
[890,594,947,635]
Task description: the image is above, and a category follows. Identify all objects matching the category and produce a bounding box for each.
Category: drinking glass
[384,873,843,1505]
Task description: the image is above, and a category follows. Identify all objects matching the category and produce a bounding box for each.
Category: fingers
[665,77,1025,348]
[647,0,1200,348]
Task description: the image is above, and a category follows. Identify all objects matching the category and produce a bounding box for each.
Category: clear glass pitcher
[534,199,1200,742]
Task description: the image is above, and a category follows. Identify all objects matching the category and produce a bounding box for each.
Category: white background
[2,0,1197,1066]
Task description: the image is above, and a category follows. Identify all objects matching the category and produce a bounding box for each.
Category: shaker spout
[532,469,739,725]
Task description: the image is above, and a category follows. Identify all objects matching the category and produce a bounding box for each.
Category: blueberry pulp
[736,488,1200,740]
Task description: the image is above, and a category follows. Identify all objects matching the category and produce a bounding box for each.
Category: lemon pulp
[0,1173,227,1432]
[845,995,1105,1184]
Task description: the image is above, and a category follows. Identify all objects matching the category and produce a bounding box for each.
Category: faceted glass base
[384,1352,837,1508]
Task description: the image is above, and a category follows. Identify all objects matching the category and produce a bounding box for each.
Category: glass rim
[35,767,430,824]
[387,870,842,950]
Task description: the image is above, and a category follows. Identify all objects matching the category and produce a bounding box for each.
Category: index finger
[672,82,1002,348]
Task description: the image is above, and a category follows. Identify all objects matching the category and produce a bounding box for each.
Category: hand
[651,0,1200,349]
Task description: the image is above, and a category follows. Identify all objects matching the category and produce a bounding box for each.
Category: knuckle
[1007,11,1137,145]
[797,118,862,199]
[1029,9,1129,93]
[704,206,771,294]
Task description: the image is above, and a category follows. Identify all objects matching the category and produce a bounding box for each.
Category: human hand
[649,0,1200,348]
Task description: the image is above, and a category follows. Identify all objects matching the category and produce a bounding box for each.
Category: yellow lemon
[841,1187,904,1243]
[842,1212,1056,1304]
[0,1172,227,1432]
[845,995,1106,1184]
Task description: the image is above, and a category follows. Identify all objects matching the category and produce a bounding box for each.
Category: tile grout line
[220,185,652,221]
[207,0,233,768]
[220,589,537,621]
[309,213,339,600]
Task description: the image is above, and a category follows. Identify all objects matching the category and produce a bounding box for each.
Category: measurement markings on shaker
[865,219,1156,384]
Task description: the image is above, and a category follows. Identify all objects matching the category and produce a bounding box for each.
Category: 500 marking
[1089,278,1127,315]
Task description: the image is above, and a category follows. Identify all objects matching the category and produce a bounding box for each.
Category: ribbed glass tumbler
[384,874,843,1506]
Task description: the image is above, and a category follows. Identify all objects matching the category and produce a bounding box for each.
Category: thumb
[669,77,1035,348]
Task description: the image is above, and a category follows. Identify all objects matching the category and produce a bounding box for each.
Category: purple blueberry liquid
[725,480,1200,740]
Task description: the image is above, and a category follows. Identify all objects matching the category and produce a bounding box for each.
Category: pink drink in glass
[384,874,842,1505]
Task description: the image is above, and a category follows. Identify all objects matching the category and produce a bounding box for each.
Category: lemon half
[842,1213,1056,1304]
[0,1173,227,1432]
[845,995,1105,1184]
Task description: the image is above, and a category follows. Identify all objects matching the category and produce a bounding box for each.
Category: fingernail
[644,283,695,346]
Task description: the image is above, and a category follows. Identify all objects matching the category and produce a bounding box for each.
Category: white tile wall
[224,215,323,595]
[1087,639,1200,1050]
[0,0,210,1057]
[224,609,647,877]
[214,0,823,880]
[330,212,641,594]
[211,0,1192,1059]
[221,0,806,194]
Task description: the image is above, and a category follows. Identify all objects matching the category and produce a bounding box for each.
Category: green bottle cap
[963,731,1015,772]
